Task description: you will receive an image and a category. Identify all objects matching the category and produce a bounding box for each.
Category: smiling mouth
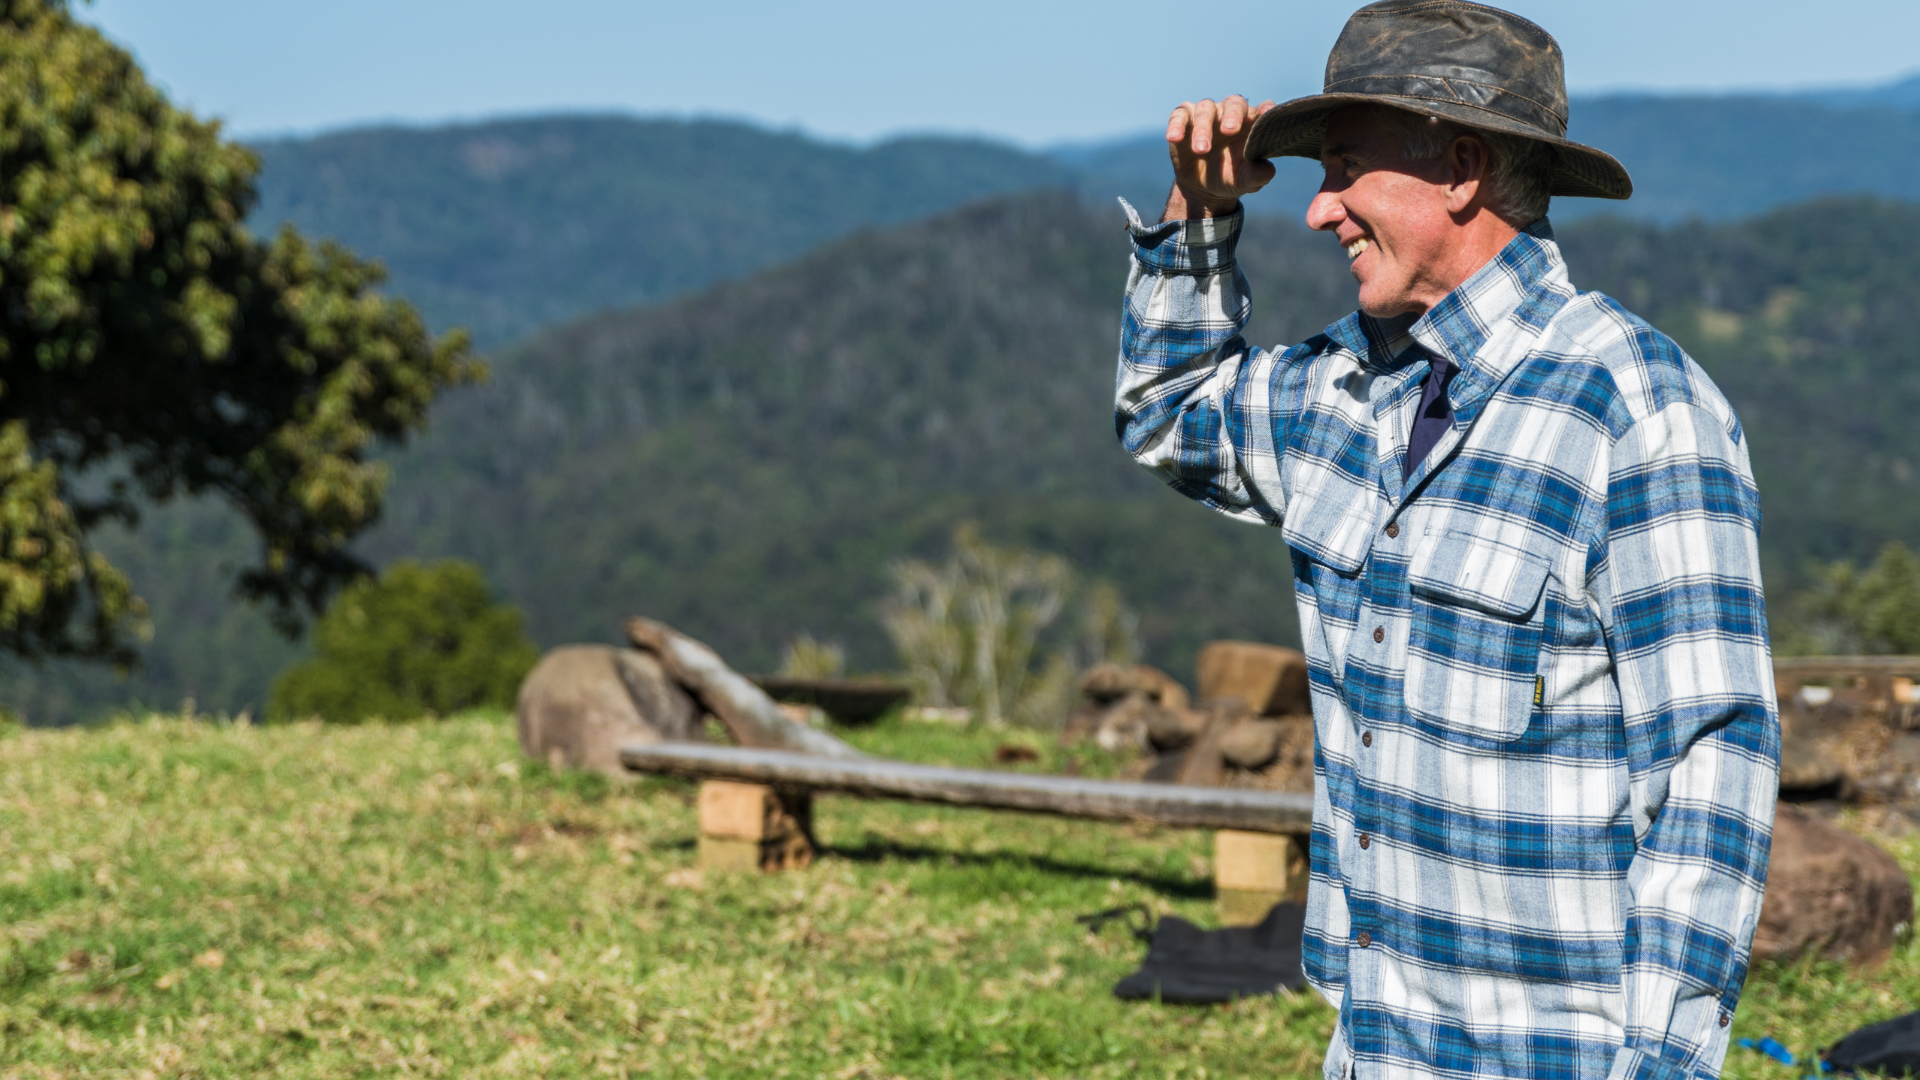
[1346,237,1372,260]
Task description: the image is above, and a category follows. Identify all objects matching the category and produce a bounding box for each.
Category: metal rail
[620,742,1313,835]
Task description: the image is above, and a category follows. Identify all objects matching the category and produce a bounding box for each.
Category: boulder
[1754,802,1913,967]
[1145,704,1208,753]
[1196,641,1310,716]
[517,645,702,777]
[1092,696,1153,753]
[1777,730,1847,796]
[1219,719,1286,771]
[1078,663,1190,710]
[1174,700,1256,787]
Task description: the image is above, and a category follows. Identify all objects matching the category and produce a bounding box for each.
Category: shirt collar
[1320,218,1569,410]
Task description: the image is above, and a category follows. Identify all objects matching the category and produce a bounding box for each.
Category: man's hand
[1164,95,1277,221]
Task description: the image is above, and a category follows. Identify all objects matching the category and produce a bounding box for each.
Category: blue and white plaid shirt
[1116,205,1779,1080]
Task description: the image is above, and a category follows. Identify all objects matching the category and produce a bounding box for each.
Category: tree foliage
[0,0,478,662]
[1781,542,1920,656]
[269,559,538,722]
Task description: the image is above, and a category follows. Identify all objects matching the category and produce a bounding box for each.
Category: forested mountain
[250,116,1076,347]
[359,192,1920,686]
[248,87,1920,352]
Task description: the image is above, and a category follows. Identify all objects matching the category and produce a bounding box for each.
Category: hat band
[1321,74,1567,138]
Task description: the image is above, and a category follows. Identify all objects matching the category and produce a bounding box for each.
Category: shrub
[1780,542,1920,656]
[881,524,1139,728]
[269,561,539,721]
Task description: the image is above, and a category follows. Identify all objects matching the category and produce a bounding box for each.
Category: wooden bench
[621,742,1314,924]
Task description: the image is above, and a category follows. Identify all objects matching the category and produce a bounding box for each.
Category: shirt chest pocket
[1404,530,1552,742]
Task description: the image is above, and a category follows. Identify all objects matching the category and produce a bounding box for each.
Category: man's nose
[1305,188,1345,232]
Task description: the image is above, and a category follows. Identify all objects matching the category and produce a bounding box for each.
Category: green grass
[1,712,1917,1078]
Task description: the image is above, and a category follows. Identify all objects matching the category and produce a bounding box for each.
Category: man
[1115,4,1780,1080]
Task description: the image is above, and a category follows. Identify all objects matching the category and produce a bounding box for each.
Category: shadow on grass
[822,836,1211,900]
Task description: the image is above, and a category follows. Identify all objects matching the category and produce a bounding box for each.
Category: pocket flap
[1408,531,1551,619]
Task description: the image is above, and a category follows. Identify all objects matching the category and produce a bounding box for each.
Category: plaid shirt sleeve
[1597,399,1779,1080]
[1114,202,1296,526]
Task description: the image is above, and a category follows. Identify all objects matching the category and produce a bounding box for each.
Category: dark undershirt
[1404,349,1456,482]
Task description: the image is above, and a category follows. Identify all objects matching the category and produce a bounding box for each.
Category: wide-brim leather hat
[1245,0,1631,200]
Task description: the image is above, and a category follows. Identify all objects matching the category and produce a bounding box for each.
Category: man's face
[1306,107,1466,319]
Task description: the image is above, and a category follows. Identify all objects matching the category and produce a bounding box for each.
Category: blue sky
[82,0,1920,146]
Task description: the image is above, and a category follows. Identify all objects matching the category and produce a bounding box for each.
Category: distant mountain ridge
[246,77,1920,349]
[250,115,1076,347]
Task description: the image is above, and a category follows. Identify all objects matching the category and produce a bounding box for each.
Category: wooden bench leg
[697,780,814,873]
[1214,829,1307,926]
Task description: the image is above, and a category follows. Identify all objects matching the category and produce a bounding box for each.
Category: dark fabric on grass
[1825,1009,1920,1075]
[1113,902,1307,1004]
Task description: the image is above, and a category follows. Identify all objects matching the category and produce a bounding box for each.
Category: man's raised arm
[1115,95,1295,525]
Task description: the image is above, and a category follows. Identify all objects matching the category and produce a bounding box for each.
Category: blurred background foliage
[0,0,474,672]
[1779,543,1920,657]
[269,559,537,722]
[882,524,1138,729]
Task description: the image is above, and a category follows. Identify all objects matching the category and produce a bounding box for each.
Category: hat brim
[1244,93,1632,201]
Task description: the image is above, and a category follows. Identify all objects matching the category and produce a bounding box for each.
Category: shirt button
[1356,931,1372,948]
[1361,731,1373,748]
[1385,522,1400,539]
[1373,626,1385,643]
[1358,833,1371,849]
[1719,1012,1731,1028]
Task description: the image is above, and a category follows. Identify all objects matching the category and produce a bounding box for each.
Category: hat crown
[1326,1,1568,136]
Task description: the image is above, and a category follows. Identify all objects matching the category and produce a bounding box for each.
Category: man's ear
[1443,135,1490,215]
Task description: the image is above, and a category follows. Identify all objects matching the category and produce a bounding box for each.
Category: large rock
[517,645,703,777]
[1196,641,1310,716]
[1219,719,1286,771]
[1077,663,1190,710]
[1754,802,1913,967]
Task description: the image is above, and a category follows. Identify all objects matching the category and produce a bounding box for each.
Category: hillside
[249,116,1077,347]
[247,90,1920,356]
[13,191,1920,723]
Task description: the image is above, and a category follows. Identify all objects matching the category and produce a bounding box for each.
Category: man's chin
[1356,284,1421,321]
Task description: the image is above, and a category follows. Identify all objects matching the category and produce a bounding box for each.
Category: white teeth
[1346,238,1371,259]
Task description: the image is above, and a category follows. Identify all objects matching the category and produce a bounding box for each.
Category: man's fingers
[1190,99,1217,154]
[1252,98,1277,118]
[1166,103,1193,144]
[1220,94,1248,135]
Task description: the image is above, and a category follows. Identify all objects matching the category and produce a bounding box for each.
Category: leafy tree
[0,0,477,663]
[1781,542,1920,656]
[269,560,538,721]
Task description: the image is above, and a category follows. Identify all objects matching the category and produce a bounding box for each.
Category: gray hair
[1368,107,1556,227]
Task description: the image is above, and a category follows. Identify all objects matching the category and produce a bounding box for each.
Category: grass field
[1,713,1918,1078]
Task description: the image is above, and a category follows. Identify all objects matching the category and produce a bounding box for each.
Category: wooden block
[698,835,763,873]
[696,780,814,873]
[1895,677,1917,706]
[1213,829,1307,925]
[699,780,777,840]
[1219,888,1285,927]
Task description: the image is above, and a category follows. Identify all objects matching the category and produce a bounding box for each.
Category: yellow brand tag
[1534,676,1545,708]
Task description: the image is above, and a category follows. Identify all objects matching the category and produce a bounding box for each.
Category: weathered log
[620,742,1314,834]
[624,617,864,760]
[749,675,911,725]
